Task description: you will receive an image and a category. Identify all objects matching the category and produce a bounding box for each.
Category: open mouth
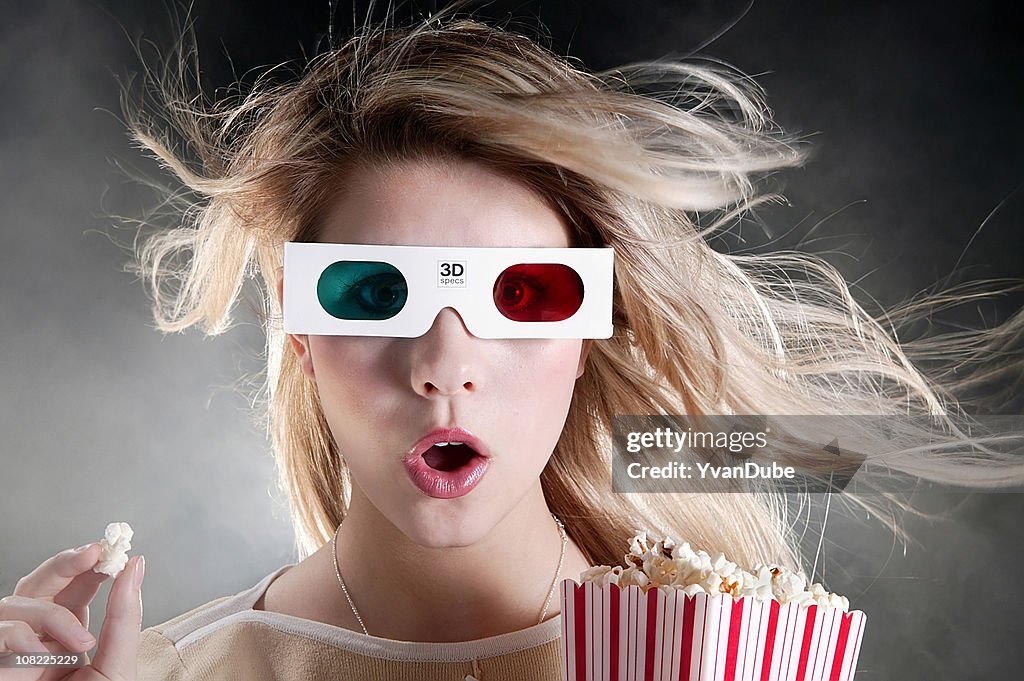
[403,428,491,499]
[422,443,479,471]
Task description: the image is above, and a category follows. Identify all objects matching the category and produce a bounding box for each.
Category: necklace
[331,514,569,636]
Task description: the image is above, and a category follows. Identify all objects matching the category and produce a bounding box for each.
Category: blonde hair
[127,9,1023,573]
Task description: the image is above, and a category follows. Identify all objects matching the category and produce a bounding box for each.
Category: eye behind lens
[317,260,408,320]
[492,263,584,322]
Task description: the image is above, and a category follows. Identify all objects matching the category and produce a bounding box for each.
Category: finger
[13,544,102,600]
[37,636,93,662]
[92,555,144,681]
[0,597,96,653]
[54,569,110,630]
[0,620,51,654]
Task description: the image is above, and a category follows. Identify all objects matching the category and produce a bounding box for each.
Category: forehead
[317,158,572,248]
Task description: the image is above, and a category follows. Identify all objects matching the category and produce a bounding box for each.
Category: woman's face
[287,159,591,548]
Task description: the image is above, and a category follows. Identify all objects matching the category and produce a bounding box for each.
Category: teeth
[434,441,464,447]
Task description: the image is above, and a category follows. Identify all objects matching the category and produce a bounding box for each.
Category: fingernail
[132,555,146,590]
[74,543,94,552]
[79,630,96,646]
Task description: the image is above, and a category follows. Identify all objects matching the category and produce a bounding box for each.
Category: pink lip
[402,427,491,499]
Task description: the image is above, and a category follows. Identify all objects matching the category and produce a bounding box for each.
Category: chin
[394,501,498,549]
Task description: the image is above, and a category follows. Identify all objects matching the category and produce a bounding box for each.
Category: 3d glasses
[283,242,614,338]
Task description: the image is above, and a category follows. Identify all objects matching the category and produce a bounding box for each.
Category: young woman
[1,6,1020,681]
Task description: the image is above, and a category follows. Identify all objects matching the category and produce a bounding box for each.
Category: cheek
[531,342,582,398]
[306,337,401,427]
[495,340,582,433]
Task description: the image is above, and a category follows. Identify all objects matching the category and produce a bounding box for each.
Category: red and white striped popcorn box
[559,579,867,681]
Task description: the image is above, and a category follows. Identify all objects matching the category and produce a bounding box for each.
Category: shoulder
[137,567,291,681]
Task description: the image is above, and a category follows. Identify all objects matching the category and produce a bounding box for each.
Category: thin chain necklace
[331,514,569,636]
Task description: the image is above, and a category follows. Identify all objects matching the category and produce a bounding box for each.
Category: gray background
[1,1,1021,678]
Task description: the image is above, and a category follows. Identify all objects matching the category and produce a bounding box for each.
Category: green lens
[316,261,408,320]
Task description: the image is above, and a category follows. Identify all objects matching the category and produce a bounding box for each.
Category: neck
[333,483,589,641]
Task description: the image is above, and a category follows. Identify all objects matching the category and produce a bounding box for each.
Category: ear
[576,339,593,380]
[273,266,285,307]
[277,267,316,382]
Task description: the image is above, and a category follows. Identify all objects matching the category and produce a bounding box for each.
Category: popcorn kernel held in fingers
[92,522,133,577]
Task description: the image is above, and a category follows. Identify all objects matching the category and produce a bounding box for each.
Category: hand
[0,544,144,680]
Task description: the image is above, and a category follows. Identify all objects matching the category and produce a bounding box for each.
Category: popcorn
[580,530,850,612]
[578,564,624,588]
[562,531,867,681]
[737,564,774,600]
[679,582,706,597]
[641,552,677,585]
[617,565,649,589]
[92,522,134,577]
[770,566,810,604]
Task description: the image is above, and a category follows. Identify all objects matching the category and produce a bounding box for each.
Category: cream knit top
[138,565,564,681]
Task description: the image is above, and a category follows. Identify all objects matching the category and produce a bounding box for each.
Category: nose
[408,307,485,398]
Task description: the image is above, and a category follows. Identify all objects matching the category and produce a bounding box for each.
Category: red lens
[492,263,584,322]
